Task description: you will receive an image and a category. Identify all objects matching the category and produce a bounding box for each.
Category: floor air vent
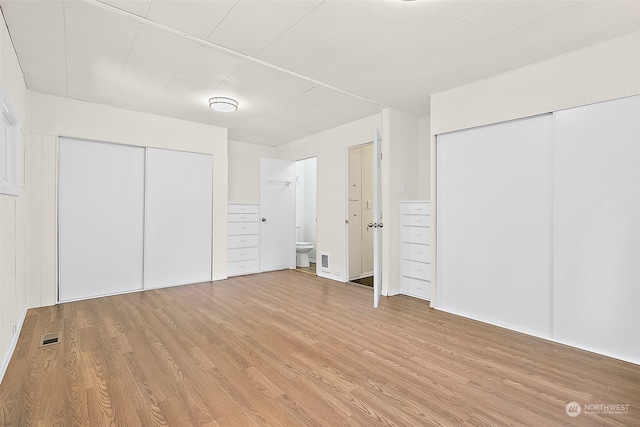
[321,253,330,272]
[39,333,60,347]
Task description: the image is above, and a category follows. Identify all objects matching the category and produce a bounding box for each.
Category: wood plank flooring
[1,270,639,426]
[295,263,316,276]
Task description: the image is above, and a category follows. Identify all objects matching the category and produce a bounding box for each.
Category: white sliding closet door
[59,138,145,302]
[145,148,213,289]
[554,95,640,363]
[437,115,553,336]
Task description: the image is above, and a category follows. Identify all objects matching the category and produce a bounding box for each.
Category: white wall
[430,32,640,312]
[0,13,29,383]
[431,31,640,135]
[303,158,317,262]
[417,115,430,200]
[381,108,420,296]
[28,91,229,309]
[275,114,381,283]
[228,139,275,203]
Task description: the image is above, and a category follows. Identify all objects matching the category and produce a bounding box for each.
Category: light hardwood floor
[1,270,638,426]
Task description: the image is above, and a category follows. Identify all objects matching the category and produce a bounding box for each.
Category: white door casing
[361,144,374,276]
[348,144,375,281]
[373,127,383,308]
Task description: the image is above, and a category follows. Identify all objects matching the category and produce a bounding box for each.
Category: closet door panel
[437,115,553,336]
[145,148,213,289]
[348,147,362,201]
[554,95,640,363]
[348,200,362,279]
[59,138,145,301]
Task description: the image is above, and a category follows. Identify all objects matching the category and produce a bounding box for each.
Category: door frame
[345,141,375,283]
[372,126,383,308]
[294,156,318,272]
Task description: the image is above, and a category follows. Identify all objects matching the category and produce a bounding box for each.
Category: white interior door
[553,95,640,362]
[373,127,383,308]
[144,148,212,289]
[260,158,295,272]
[436,115,553,336]
[59,138,145,302]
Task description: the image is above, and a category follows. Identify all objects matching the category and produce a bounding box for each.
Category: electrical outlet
[12,324,17,334]
[333,270,340,276]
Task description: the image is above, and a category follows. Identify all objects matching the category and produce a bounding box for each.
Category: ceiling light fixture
[209,97,238,112]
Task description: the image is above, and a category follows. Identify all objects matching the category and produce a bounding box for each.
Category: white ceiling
[2,0,640,146]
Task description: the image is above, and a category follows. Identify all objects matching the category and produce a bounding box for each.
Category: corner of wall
[381,108,421,296]
[0,306,27,385]
[0,8,31,385]
[213,154,228,280]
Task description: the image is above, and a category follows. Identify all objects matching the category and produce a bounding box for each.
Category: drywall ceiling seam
[107,26,141,105]
[0,6,28,88]
[84,0,386,109]
[62,1,69,96]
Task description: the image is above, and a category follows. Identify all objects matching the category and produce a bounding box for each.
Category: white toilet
[296,227,315,267]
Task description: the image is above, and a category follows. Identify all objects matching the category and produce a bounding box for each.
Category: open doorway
[347,143,374,286]
[294,157,317,275]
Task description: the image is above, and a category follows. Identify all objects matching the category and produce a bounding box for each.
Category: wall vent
[321,253,330,272]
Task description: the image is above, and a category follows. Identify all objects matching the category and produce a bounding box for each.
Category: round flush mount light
[209,97,238,112]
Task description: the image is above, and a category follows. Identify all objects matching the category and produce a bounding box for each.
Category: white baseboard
[398,291,431,301]
[0,306,28,385]
[433,305,639,365]
[317,270,346,283]
[434,305,552,341]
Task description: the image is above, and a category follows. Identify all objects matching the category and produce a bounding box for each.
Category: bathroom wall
[295,157,317,262]
[276,114,381,283]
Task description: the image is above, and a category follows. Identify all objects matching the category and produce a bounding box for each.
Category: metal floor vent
[39,333,60,347]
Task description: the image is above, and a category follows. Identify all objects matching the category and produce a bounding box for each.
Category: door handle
[378,223,383,228]
[367,223,374,228]
[261,217,267,222]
